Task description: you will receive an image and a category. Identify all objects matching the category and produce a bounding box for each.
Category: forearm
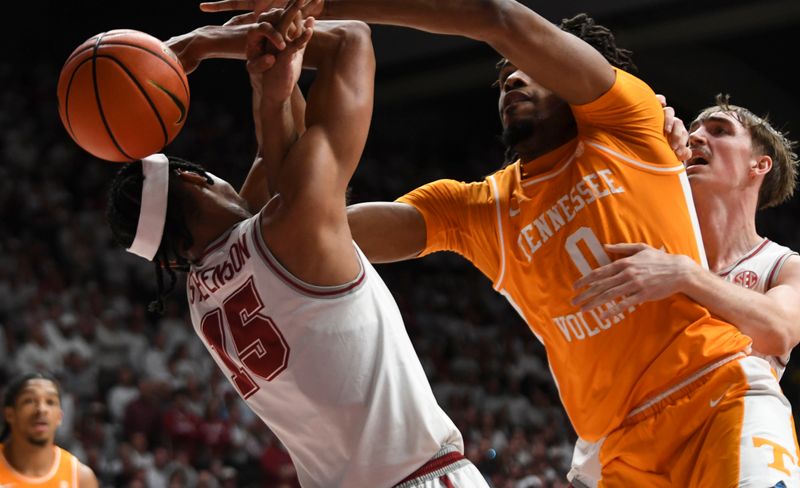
[320,0,613,103]
[239,75,297,210]
[683,267,797,356]
[259,91,297,184]
[166,25,250,74]
[347,202,426,263]
[320,0,501,41]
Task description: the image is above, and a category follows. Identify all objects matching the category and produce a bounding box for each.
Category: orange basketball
[57,30,190,163]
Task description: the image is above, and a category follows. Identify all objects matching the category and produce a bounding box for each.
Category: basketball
[57,29,190,163]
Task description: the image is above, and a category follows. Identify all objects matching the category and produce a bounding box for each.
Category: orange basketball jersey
[398,69,751,441]
[0,445,79,487]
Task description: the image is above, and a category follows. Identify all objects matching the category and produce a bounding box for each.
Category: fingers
[663,105,676,134]
[200,0,254,12]
[597,293,642,321]
[573,257,631,291]
[246,53,277,73]
[669,118,690,161]
[656,94,667,108]
[300,0,323,17]
[675,145,692,162]
[572,271,629,308]
[285,17,314,53]
[577,279,636,312]
[603,243,651,256]
[246,22,286,61]
[223,12,257,26]
[277,0,304,38]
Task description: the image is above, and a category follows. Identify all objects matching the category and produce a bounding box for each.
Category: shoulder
[398,178,492,206]
[77,460,99,488]
[572,68,661,124]
[771,253,800,289]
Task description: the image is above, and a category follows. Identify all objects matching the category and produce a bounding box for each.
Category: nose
[503,70,527,92]
[688,126,706,147]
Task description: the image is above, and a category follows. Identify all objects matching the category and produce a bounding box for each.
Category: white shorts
[394,445,490,488]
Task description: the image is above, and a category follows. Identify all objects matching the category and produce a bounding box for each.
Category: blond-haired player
[569,95,800,487]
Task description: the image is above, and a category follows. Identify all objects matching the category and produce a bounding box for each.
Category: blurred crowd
[1,56,799,488]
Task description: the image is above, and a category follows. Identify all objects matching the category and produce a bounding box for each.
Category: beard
[501,119,535,151]
[26,434,51,447]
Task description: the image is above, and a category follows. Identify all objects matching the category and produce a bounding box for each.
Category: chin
[27,436,51,447]
[501,119,535,148]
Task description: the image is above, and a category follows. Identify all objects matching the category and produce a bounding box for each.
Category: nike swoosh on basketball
[710,388,729,408]
[149,80,187,124]
[509,206,520,217]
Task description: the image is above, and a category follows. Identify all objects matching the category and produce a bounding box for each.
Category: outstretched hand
[571,243,696,320]
[202,0,323,23]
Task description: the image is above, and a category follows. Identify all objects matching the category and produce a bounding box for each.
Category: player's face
[4,379,62,447]
[686,111,757,190]
[206,172,251,214]
[497,62,573,148]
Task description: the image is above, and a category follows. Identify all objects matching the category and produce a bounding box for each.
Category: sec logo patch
[733,270,759,289]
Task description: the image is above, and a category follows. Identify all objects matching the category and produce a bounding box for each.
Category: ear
[750,155,772,177]
[4,406,14,426]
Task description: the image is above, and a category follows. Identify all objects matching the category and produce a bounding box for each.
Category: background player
[201,0,800,484]
[569,95,800,487]
[106,6,489,488]
[0,372,98,487]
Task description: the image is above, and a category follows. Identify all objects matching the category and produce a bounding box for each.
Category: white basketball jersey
[716,239,797,378]
[186,213,462,488]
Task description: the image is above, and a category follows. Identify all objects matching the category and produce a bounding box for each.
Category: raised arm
[203,0,614,104]
[250,20,376,283]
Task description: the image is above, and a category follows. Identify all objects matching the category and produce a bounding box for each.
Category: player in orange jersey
[568,95,800,487]
[201,0,800,485]
[0,372,98,487]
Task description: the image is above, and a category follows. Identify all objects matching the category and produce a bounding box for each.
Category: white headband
[127,153,169,261]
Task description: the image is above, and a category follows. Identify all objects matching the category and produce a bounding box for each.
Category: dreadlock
[498,13,637,165]
[1,372,61,442]
[558,13,637,74]
[106,156,213,313]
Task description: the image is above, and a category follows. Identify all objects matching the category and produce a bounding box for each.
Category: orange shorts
[595,356,800,487]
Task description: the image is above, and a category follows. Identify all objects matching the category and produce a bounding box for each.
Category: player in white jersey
[568,95,800,487]
[106,7,488,488]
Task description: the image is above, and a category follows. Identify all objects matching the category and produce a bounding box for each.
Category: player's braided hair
[106,156,212,313]
[499,13,637,165]
[558,13,637,74]
[1,372,61,441]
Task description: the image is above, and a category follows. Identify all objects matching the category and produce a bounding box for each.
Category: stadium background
[2,0,799,485]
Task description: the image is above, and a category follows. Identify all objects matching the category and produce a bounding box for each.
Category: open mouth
[685,151,710,169]
[503,91,531,112]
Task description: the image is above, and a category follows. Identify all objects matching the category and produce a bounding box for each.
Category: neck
[693,190,762,272]
[186,204,250,262]
[3,440,56,476]
[515,120,577,169]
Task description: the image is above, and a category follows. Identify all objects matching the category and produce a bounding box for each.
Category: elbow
[332,21,372,48]
[750,326,797,358]
[469,0,510,43]
[331,21,375,63]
